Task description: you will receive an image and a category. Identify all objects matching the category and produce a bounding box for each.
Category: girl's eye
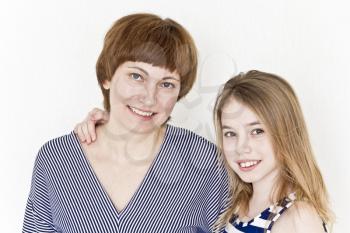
[130,73,143,81]
[223,131,236,137]
[251,128,265,135]
[160,82,175,89]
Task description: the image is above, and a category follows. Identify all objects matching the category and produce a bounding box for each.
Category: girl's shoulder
[272,201,326,233]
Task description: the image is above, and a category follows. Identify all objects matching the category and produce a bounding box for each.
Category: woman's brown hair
[96,13,198,112]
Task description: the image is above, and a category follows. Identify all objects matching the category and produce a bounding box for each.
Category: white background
[0,0,349,232]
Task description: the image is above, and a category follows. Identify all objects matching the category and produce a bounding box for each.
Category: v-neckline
[71,124,170,217]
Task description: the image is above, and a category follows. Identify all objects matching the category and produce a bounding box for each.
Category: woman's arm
[74,108,109,144]
[23,148,56,232]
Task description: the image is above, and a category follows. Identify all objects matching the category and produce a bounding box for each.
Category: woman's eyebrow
[162,77,180,82]
[128,66,149,75]
[128,66,180,82]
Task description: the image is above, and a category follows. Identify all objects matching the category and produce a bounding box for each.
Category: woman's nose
[140,85,157,106]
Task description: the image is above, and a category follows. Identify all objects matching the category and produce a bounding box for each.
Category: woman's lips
[127,105,157,120]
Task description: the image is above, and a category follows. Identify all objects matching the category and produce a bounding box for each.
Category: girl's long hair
[213,70,334,232]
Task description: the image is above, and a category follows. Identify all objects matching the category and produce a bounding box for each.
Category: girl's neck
[245,169,280,219]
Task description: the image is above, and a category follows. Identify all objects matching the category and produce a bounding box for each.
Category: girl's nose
[235,137,252,156]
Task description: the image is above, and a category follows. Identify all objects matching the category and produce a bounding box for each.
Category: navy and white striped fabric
[224,193,328,233]
[23,124,229,233]
[224,193,297,233]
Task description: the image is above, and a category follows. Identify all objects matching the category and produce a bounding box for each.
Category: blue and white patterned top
[224,193,328,233]
[23,124,229,233]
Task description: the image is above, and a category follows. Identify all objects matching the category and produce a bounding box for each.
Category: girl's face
[103,61,181,134]
[221,98,279,185]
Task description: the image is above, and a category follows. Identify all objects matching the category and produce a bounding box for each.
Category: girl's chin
[236,173,258,184]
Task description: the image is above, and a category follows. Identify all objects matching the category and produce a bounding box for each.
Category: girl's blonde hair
[213,70,334,231]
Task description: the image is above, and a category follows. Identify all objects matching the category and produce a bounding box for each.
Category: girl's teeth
[130,107,154,117]
[239,161,258,168]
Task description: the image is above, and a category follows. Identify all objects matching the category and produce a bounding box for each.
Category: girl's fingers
[75,108,107,144]
[101,111,110,122]
[75,123,86,143]
[87,119,97,141]
[81,122,92,144]
[90,108,108,124]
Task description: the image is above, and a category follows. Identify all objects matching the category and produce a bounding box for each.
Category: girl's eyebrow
[246,121,261,126]
[222,122,261,129]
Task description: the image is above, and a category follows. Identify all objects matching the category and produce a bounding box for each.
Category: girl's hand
[74,108,109,144]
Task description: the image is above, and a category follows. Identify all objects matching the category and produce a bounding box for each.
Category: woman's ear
[102,80,111,90]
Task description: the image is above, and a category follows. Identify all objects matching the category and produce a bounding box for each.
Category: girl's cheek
[223,142,237,158]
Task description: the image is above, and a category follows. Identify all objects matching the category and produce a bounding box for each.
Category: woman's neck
[96,121,165,164]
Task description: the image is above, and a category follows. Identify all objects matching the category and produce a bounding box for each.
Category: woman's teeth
[129,106,154,117]
[239,160,259,168]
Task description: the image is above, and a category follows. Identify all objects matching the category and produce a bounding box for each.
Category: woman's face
[221,98,279,186]
[103,61,181,134]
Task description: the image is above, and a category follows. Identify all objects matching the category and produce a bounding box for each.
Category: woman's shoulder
[166,124,220,165]
[272,201,325,233]
[167,124,216,147]
[167,124,218,151]
[36,131,80,163]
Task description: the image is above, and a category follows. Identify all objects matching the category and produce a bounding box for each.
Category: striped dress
[23,124,229,233]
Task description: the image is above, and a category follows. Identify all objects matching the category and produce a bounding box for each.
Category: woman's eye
[130,73,143,81]
[160,82,175,89]
[251,128,265,135]
[223,131,236,137]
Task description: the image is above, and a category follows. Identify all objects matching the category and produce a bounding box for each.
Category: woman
[80,71,334,232]
[23,13,228,233]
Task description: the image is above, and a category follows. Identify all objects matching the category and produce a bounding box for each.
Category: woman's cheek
[158,93,179,113]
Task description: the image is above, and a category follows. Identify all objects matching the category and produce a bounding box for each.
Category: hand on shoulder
[74,108,109,144]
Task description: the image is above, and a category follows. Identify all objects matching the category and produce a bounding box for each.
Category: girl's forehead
[221,99,261,125]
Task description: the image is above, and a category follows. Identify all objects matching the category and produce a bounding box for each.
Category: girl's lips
[236,160,261,172]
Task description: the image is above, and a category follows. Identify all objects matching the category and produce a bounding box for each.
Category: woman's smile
[127,105,157,120]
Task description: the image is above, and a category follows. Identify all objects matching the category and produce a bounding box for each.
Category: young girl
[213,70,333,232]
[75,70,334,232]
